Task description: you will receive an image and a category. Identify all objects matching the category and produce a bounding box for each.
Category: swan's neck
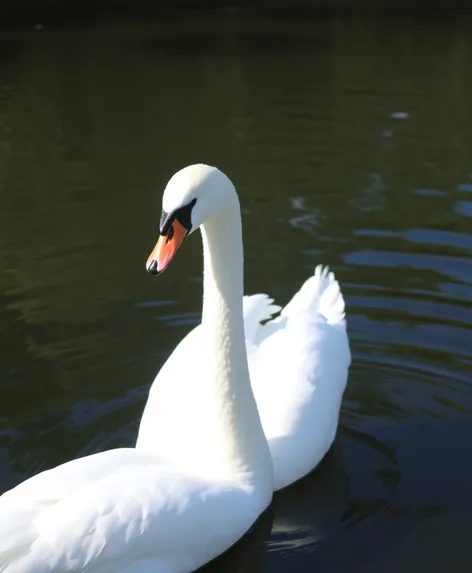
[197,199,272,484]
[201,203,246,388]
[137,192,272,490]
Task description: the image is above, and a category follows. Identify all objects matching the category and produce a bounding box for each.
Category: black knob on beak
[147,260,158,275]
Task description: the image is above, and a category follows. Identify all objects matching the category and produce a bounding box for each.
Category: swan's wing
[242,295,281,345]
[248,266,351,490]
[279,265,346,325]
[0,449,258,573]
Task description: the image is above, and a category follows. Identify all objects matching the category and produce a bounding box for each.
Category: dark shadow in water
[199,507,274,573]
[270,441,350,555]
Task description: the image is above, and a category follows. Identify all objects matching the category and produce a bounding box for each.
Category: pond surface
[1,7,472,572]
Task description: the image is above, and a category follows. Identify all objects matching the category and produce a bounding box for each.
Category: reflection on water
[1,7,472,572]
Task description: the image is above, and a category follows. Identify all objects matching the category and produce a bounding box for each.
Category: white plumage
[138,265,350,491]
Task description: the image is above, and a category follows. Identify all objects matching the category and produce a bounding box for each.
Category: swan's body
[138,269,350,491]
[0,450,269,573]
[0,165,274,573]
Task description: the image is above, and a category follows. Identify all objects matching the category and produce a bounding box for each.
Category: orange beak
[146,218,188,275]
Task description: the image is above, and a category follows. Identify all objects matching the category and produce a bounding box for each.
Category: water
[1,7,472,571]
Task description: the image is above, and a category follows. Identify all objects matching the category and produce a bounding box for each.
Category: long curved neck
[198,196,272,485]
[201,202,246,381]
[137,189,272,490]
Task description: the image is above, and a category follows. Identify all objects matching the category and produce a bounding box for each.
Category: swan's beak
[146,219,188,275]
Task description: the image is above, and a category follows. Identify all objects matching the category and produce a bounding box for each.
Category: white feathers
[281,265,346,325]
[241,265,350,490]
[243,294,282,343]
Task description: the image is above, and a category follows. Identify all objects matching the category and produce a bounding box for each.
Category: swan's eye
[174,198,197,231]
[160,198,197,236]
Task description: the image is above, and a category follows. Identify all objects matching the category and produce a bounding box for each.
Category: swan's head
[146,164,236,275]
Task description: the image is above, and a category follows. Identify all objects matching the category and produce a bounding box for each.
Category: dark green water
[1,9,472,572]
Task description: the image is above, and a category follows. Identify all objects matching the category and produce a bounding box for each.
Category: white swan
[137,164,350,491]
[0,165,274,572]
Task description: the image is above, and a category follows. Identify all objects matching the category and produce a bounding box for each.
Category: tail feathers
[243,294,282,342]
[281,265,346,325]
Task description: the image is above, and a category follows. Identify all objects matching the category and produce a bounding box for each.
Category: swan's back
[246,266,350,490]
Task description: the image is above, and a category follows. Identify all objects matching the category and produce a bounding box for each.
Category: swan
[138,164,350,491]
[0,165,274,572]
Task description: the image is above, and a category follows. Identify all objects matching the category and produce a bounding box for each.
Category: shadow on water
[1,5,472,572]
[198,507,274,573]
